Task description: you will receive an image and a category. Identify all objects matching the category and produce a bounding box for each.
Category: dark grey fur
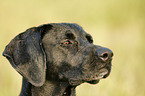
[3,23,113,96]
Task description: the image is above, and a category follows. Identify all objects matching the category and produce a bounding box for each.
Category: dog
[3,23,113,96]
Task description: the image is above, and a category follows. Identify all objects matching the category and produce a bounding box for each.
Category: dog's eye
[63,40,72,45]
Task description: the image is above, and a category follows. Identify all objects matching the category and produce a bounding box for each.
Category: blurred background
[0,0,145,96]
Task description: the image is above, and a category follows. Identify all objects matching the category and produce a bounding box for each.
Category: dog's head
[3,23,113,87]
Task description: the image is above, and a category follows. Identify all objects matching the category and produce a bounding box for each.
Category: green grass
[0,0,145,96]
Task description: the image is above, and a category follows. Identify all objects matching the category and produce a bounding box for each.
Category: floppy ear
[2,24,52,87]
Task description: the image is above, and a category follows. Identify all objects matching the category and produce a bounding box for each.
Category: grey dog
[3,23,113,96]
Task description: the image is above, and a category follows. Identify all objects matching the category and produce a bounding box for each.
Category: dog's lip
[69,69,109,86]
[85,70,108,83]
[97,70,109,79]
[86,80,100,84]
[69,79,83,86]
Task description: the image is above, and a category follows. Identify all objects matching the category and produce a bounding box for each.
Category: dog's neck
[20,78,76,96]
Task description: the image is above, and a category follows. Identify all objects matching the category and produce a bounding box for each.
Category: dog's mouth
[69,69,109,86]
[86,69,109,84]
[62,69,109,96]
[61,67,111,96]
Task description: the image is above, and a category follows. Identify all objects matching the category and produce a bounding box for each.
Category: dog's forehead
[51,23,87,37]
[42,23,92,44]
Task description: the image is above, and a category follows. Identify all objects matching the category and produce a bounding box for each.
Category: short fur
[3,23,113,96]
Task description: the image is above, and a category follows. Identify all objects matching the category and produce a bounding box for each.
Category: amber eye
[63,40,71,45]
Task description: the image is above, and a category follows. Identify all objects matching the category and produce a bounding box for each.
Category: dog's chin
[86,80,100,84]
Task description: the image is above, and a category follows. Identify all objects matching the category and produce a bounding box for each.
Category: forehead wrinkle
[65,30,76,39]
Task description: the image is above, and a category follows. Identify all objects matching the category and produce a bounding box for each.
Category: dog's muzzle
[86,47,113,84]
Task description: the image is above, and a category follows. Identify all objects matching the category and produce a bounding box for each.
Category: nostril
[101,53,108,58]
[100,52,109,61]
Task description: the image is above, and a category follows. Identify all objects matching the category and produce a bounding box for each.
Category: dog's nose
[96,48,113,62]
